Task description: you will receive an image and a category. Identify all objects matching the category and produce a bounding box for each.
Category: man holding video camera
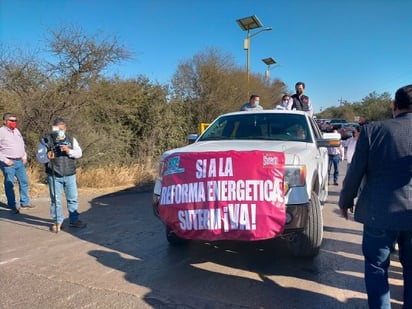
[37,118,86,232]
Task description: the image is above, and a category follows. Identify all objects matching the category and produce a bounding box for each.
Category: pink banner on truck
[158,150,286,241]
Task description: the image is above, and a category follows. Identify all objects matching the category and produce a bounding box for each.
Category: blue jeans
[362,225,412,309]
[328,154,340,183]
[47,174,79,224]
[0,159,30,208]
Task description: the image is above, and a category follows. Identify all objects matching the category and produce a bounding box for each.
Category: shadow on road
[0,202,53,230]
[67,186,371,308]
[0,181,403,308]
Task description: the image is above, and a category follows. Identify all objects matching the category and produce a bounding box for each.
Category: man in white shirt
[342,126,360,170]
[328,130,344,185]
[37,118,86,232]
[274,94,290,110]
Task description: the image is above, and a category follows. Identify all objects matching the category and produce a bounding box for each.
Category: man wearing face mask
[37,117,86,232]
[240,94,263,111]
[274,94,290,110]
[0,112,34,214]
[287,82,313,117]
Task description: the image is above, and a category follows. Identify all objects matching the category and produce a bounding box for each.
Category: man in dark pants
[339,84,412,308]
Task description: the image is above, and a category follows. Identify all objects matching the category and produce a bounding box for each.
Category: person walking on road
[0,112,34,214]
[36,118,86,232]
[338,84,412,309]
[328,129,344,185]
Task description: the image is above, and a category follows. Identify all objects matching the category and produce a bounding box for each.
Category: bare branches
[45,25,131,90]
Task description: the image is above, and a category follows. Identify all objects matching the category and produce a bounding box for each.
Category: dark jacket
[44,133,77,177]
[339,112,412,230]
[291,94,310,111]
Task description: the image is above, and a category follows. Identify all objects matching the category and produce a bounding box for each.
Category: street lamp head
[236,15,271,98]
[262,57,277,66]
[236,15,263,31]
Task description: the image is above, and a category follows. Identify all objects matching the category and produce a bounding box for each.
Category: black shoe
[12,208,20,214]
[333,182,339,186]
[69,220,87,228]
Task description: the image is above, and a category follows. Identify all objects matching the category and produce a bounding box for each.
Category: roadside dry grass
[0,163,156,200]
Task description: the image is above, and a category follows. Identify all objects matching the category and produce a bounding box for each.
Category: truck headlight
[284,165,306,193]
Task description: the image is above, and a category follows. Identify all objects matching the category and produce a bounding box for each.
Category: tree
[0,26,132,158]
[171,48,288,130]
[316,91,392,123]
[46,25,131,90]
[77,76,188,167]
[357,91,392,121]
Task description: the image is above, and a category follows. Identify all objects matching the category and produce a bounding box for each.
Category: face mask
[52,126,65,140]
[296,90,303,95]
[8,122,17,130]
[56,130,66,141]
[282,100,289,105]
[254,100,260,106]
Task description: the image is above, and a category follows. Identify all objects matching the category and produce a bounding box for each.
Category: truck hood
[161,140,313,165]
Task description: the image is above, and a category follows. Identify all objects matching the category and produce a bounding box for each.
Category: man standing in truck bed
[287,82,313,117]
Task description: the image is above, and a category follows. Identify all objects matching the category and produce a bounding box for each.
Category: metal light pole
[236,15,272,98]
[262,57,277,83]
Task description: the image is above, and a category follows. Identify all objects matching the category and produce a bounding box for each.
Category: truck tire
[166,226,189,246]
[288,191,323,257]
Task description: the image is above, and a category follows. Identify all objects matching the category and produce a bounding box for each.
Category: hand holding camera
[44,128,71,159]
[47,151,55,160]
[60,144,70,154]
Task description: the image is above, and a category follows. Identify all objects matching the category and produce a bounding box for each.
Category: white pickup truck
[152,110,341,257]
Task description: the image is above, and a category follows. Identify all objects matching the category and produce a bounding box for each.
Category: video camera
[43,129,69,153]
[52,129,69,147]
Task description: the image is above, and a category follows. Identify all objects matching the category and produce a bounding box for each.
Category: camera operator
[36,117,86,232]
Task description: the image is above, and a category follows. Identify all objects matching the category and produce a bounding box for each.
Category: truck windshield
[198,113,312,143]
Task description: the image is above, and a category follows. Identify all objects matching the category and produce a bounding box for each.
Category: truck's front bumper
[152,194,309,232]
